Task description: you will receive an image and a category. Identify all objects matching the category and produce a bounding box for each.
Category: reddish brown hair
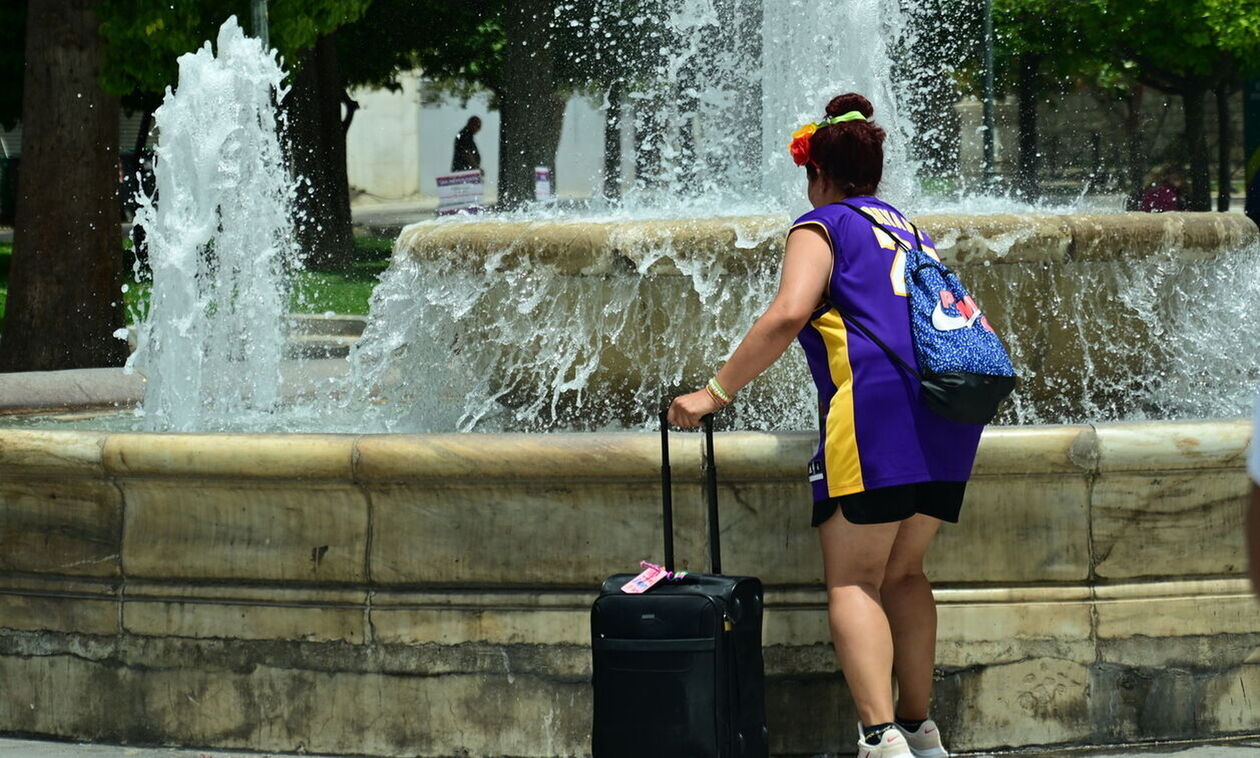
[805,93,886,197]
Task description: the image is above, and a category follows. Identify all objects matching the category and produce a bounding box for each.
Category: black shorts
[812,481,967,527]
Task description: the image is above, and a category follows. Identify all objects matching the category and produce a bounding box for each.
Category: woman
[667,93,981,758]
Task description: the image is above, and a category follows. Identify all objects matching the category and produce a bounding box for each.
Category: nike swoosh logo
[932,302,981,331]
[924,727,936,734]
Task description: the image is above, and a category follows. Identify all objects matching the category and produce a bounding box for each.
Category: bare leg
[880,514,944,721]
[818,513,901,727]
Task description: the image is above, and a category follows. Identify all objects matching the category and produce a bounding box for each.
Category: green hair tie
[818,110,868,127]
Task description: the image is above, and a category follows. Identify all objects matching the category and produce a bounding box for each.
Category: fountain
[1,7,1259,758]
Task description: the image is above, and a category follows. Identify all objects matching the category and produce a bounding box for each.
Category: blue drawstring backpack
[833,203,1017,425]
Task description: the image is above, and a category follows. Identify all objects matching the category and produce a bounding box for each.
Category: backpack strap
[828,299,923,382]
[825,201,925,382]
[837,201,923,252]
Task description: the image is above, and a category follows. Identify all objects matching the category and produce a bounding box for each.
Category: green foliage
[337,0,505,92]
[335,0,669,102]
[96,0,372,106]
[1065,0,1260,89]
[987,0,1260,97]
[1205,0,1260,72]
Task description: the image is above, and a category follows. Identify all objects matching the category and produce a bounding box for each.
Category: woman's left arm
[667,225,833,428]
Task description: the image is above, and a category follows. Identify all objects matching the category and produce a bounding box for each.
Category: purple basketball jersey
[792,198,982,502]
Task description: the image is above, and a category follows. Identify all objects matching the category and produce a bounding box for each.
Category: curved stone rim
[0,418,1247,482]
[397,211,1259,273]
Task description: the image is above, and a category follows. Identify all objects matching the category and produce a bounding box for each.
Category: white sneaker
[894,718,949,758]
[855,727,914,758]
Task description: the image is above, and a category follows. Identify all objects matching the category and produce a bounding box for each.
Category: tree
[992,0,1095,200]
[1079,0,1260,211]
[0,0,126,371]
[284,31,357,269]
[96,0,370,267]
[1203,0,1260,210]
[0,3,24,130]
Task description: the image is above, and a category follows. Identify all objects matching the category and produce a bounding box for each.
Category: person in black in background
[452,116,482,172]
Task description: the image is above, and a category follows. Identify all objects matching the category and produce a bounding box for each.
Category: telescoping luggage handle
[658,411,722,576]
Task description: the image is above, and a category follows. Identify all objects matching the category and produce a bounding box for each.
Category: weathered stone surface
[0,635,593,757]
[0,477,121,577]
[0,575,117,635]
[399,212,1259,270]
[103,433,356,480]
[1095,584,1260,662]
[0,430,108,476]
[944,657,1092,749]
[1092,470,1250,579]
[369,480,707,585]
[935,472,1093,583]
[1092,421,1250,580]
[122,583,368,643]
[0,421,1256,755]
[355,431,699,483]
[0,369,144,416]
[371,590,590,646]
[120,480,368,583]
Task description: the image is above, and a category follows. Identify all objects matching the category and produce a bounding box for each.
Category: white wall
[346,78,422,201]
[346,72,607,203]
[554,95,605,198]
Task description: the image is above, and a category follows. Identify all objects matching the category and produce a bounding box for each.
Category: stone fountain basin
[1,420,1257,755]
[396,212,1259,422]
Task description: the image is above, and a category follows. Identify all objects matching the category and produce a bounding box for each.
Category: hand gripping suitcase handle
[659,411,722,575]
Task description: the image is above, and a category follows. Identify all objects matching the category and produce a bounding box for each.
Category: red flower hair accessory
[787,110,869,167]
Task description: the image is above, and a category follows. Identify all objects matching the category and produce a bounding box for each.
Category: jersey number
[871,226,939,297]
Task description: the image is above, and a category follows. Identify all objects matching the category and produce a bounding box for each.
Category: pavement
[2,736,1259,758]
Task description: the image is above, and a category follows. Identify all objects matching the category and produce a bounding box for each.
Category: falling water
[341,218,1260,434]
[42,5,1250,436]
[127,17,299,432]
[573,0,920,214]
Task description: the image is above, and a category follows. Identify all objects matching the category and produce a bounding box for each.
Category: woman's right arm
[667,225,832,428]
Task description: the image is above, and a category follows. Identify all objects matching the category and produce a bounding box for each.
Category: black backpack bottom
[920,371,1017,425]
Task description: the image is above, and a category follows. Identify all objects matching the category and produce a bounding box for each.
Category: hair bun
[825,93,874,119]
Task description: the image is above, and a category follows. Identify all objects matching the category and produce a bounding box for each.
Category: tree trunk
[1015,53,1040,201]
[497,0,562,208]
[1124,85,1147,210]
[1217,82,1234,212]
[0,0,125,371]
[603,80,622,200]
[1182,87,1212,211]
[284,33,354,270]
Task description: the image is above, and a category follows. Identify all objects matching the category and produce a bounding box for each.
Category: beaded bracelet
[704,385,729,407]
[706,377,734,405]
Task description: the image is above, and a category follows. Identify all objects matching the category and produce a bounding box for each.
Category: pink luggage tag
[621,561,677,594]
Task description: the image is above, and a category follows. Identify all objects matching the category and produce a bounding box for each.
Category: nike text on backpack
[590,412,769,758]
[835,203,1017,425]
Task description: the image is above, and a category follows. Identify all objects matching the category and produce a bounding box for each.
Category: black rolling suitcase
[591,413,768,758]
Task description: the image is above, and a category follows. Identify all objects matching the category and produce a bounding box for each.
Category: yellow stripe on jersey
[812,307,864,496]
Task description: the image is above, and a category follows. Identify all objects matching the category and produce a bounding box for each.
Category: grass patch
[292,259,389,314]
[0,235,393,336]
[292,235,393,314]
